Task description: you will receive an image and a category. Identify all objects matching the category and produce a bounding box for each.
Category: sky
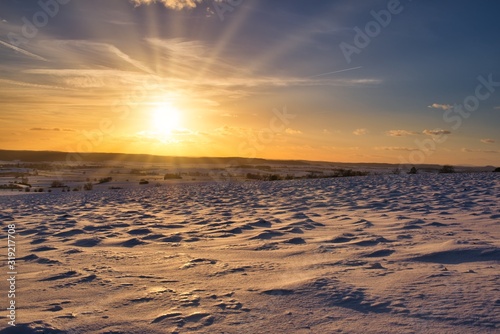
[0,0,499,166]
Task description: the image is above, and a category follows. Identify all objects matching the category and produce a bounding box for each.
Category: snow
[0,173,498,333]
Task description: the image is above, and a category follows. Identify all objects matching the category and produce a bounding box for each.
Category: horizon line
[0,149,496,168]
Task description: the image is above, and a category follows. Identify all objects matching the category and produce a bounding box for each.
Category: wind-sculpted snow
[0,173,498,333]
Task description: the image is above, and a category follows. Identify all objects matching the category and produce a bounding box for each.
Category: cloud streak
[285,128,303,135]
[481,139,495,144]
[0,78,69,90]
[462,148,499,154]
[129,0,215,10]
[353,128,368,136]
[0,40,48,62]
[423,129,451,136]
[308,66,362,79]
[386,130,419,137]
[428,103,452,111]
[29,127,75,132]
[375,146,415,151]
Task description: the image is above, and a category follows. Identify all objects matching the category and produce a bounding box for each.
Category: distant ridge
[0,149,310,165]
[0,149,495,171]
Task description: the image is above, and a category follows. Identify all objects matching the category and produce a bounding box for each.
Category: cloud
[285,128,303,135]
[494,106,500,110]
[29,127,75,132]
[423,129,451,136]
[386,130,419,137]
[211,125,249,138]
[353,128,368,136]
[221,113,238,118]
[321,146,360,151]
[42,40,153,74]
[375,146,415,151]
[481,139,495,144]
[462,148,499,154]
[30,127,61,131]
[0,78,69,90]
[428,103,452,110]
[11,37,382,103]
[82,40,153,74]
[129,0,219,10]
[24,68,154,89]
[0,40,48,62]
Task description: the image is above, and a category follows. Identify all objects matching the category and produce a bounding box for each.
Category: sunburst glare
[150,102,183,137]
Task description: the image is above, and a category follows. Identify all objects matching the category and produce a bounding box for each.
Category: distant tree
[439,165,455,174]
[98,177,113,184]
[246,173,262,180]
[51,180,65,188]
[83,182,93,191]
[139,179,149,185]
[408,167,418,174]
[164,173,182,180]
[392,168,401,175]
[267,174,281,181]
[494,167,500,173]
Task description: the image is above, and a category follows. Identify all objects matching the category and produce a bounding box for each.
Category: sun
[151,102,182,136]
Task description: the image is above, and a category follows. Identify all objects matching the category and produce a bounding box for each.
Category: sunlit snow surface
[0,174,499,333]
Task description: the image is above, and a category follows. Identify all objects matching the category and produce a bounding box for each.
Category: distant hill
[0,150,310,166]
[0,149,495,172]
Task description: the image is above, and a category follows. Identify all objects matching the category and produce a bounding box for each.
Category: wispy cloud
[386,130,419,137]
[72,40,153,74]
[321,146,360,151]
[285,128,303,135]
[0,40,48,62]
[129,0,220,10]
[428,103,452,111]
[221,113,238,118]
[0,78,69,90]
[480,138,495,144]
[308,66,362,79]
[211,125,250,138]
[353,128,368,136]
[24,69,150,88]
[44,40,153,74]
[375,146,415,151]
[423,129,451,136]
[5,37,381,106]
[29,127,74,132]
[462,148,499,154]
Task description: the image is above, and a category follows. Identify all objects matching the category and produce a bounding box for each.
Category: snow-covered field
[0,173,499,333]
